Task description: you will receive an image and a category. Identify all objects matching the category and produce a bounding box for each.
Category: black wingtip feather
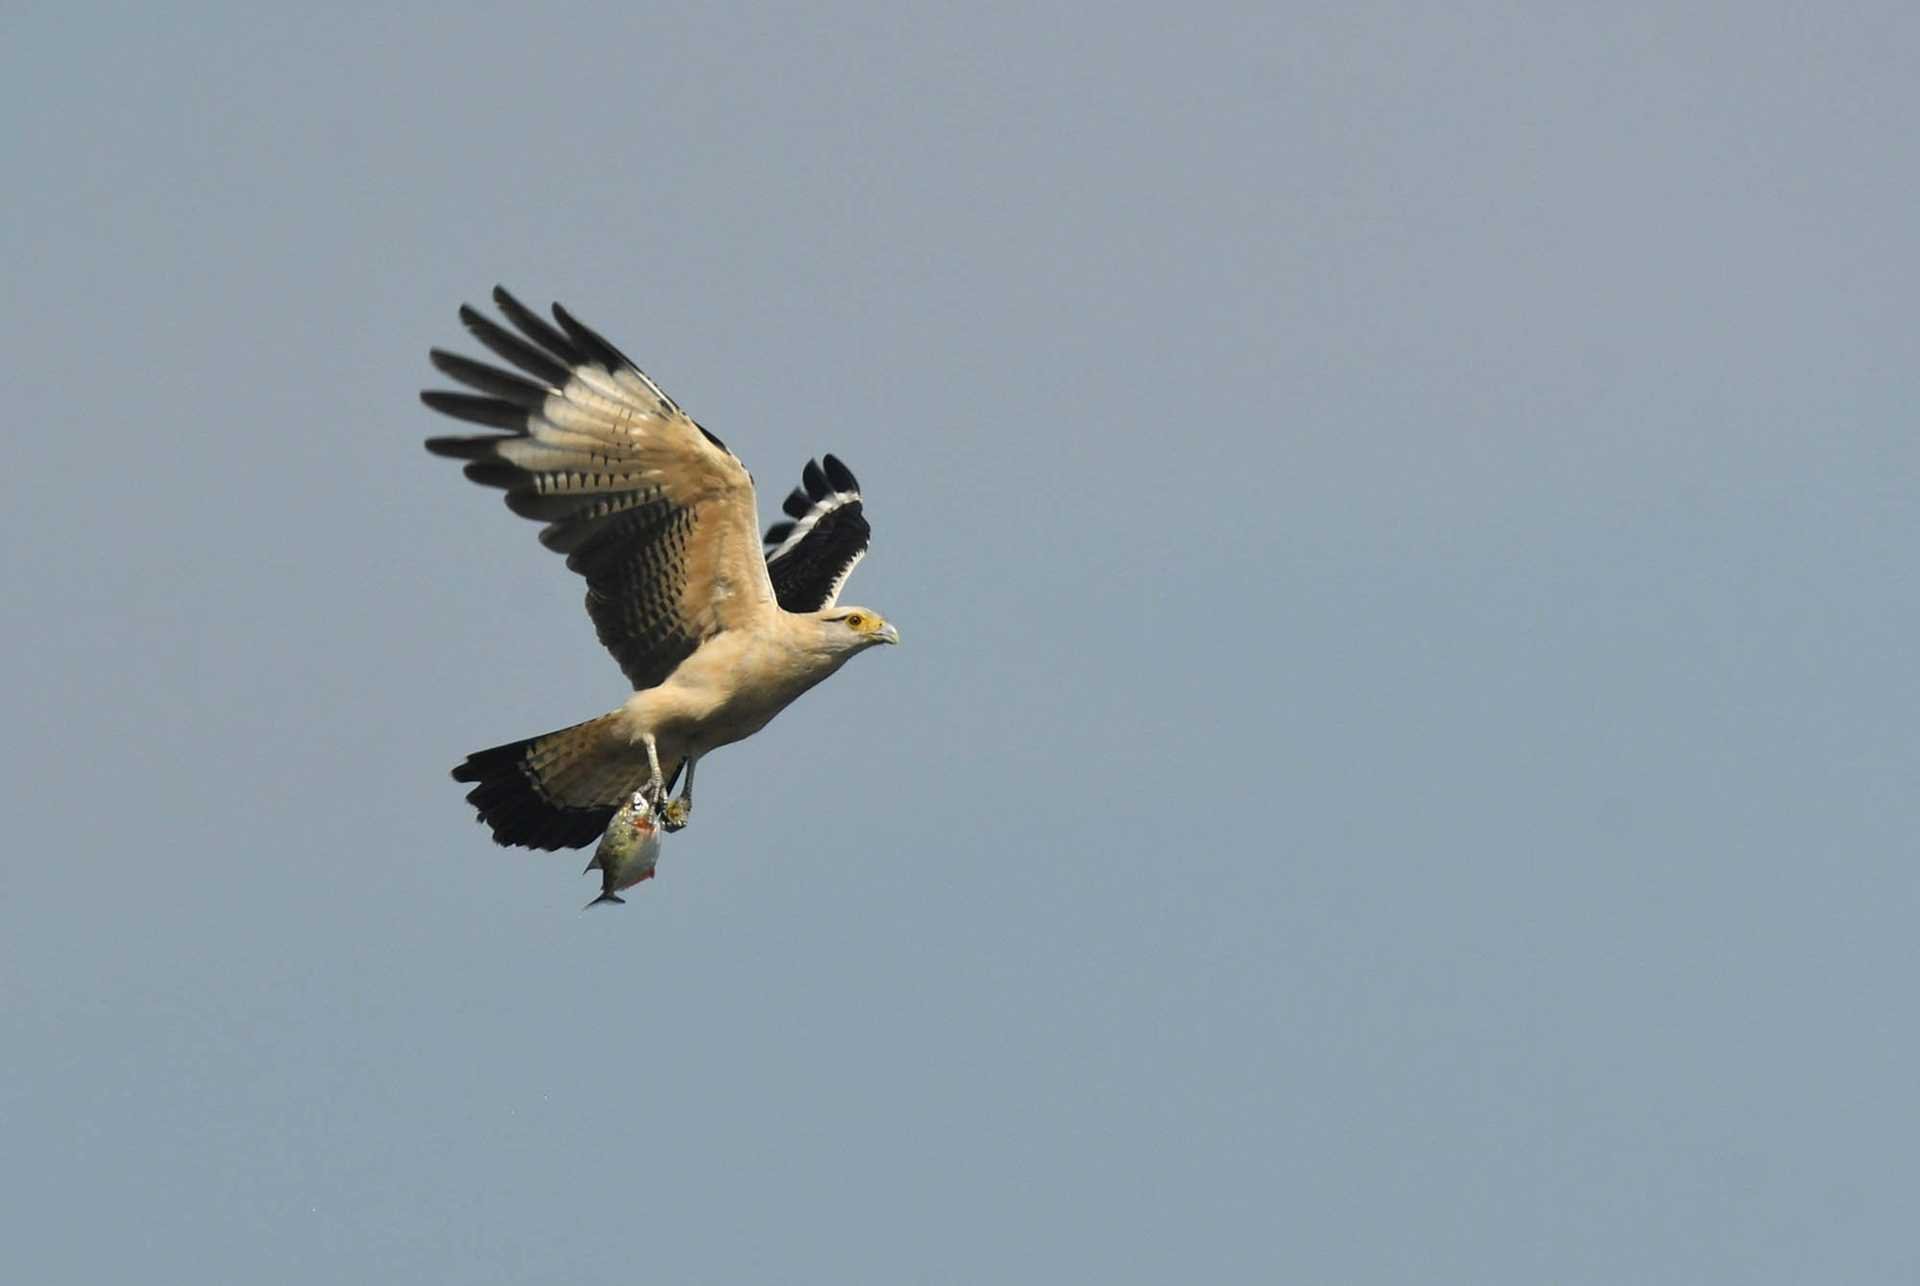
[459,305,572,387]
[802,459,830,500]
[763,520,795,546]
[462,461,520,490]
[783,487,812,519]
[506,489,591,522]
[424,434,506,460]
[492,287,582,366]
[421,390,529,431]
[551,302,635,373]
[429,349,549,406]
[822,454,859,493]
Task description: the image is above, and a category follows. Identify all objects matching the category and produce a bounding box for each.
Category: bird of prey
[422,288,898,850]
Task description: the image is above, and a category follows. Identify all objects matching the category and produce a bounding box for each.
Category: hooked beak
[879,621,901,645]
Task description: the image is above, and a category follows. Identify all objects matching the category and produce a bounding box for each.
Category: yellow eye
[845,613,865,629]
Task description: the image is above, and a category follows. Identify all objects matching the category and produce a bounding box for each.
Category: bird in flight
[422,288,897,853]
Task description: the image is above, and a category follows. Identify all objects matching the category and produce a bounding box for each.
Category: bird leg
[660,755,696,832]
[641,734,667,809]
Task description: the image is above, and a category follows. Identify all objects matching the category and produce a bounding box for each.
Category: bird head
[823,607,900,651]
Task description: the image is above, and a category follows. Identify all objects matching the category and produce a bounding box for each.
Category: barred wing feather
[423,288,776,691]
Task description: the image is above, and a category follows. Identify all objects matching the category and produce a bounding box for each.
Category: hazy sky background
[3,3,1915,1281]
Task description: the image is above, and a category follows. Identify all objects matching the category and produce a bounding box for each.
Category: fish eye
[845,613,865,629]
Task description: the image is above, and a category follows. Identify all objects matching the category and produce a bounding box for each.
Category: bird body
[422,288,897,858]
[624,607,890,736]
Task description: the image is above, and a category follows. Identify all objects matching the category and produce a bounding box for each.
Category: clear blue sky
[3,3,1916,1281]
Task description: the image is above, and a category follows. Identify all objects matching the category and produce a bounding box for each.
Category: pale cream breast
[616,615,851,759]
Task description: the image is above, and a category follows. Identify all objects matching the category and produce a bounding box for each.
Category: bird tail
[450,713,639,851]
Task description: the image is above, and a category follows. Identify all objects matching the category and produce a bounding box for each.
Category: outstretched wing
[424,288,776,690]
[763,454,871,612]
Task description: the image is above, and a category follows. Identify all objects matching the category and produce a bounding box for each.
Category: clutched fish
[584,792,663,908]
